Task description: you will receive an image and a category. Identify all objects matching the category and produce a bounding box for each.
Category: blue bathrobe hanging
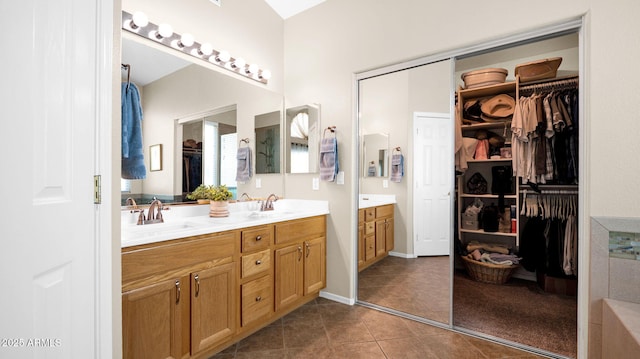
[121,82,147,179]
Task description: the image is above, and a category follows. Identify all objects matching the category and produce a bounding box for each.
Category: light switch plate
[336,171,345,185]
[383,179,389,188]
[256,178,262,188]
[312,178,319,190]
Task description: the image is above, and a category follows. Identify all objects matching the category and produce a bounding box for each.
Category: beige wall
[283,0,640,356]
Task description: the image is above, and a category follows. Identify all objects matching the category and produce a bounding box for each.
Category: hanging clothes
[121,82,146,179]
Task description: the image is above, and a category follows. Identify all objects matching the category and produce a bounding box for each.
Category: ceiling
[263,0,325,19]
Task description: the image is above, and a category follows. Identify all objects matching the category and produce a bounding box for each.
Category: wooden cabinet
[190,263,235,354]
[122,278,184,359]
[239,225,273,330]
[122,231,237,359]
[358,204,394,272]
[274,216,326,312]
[122,216,326,359]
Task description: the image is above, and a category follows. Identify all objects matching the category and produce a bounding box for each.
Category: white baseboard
[319,291,355,305]
[389,251,416,259]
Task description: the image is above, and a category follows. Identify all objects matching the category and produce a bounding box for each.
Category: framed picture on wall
[149,144,162,171]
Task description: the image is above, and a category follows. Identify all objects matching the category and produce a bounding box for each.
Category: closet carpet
[453,270,577,358]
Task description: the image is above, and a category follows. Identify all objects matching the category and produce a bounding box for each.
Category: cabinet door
[304,237,326,295]
[122,279,183,359]
[275,243,303,311]
[384,218,394,252]
[375,219,387,256]
[191,262,236,354]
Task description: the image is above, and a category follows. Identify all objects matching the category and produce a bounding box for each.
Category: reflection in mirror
[120,34,283,206]
[181,108,237,195]
[285,104,320,174]
[357,60,452,325]
[255,111,281,174]
[362,133,389,177]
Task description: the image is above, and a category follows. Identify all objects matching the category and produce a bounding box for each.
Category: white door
[413,112,453,256]
[0,1,111,358]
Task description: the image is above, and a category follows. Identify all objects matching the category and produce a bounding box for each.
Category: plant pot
[197,199,210,204]
[209,200,229,217]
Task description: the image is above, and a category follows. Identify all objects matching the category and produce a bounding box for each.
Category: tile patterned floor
[358,255,450,323]
[211,297,547,359]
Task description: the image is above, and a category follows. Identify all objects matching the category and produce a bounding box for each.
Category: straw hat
[481,94,515,121]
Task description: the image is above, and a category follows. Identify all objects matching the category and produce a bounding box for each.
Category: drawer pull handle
[194,274,200,297]
[255,235,262,241]
[255,260,262,265]
[175,280,180,304]
[297,246,302,261]
[255,296,262,302]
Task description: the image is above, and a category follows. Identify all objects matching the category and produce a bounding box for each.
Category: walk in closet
[453,33,580,358]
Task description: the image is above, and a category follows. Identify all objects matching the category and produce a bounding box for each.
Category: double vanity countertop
[121,199,329,248]
[358,194,396,209]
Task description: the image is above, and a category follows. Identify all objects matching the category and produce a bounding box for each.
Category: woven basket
[461,255,519,285]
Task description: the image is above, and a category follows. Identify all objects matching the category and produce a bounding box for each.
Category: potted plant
[208,184,233,218]
[186,184,215,204]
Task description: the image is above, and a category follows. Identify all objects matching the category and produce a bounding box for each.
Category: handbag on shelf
[466,172,488,194]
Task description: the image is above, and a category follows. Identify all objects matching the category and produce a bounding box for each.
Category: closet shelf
[467,158,511,163]
[461,194,517,199]
[460,229,517,237]
[461,122,510,131]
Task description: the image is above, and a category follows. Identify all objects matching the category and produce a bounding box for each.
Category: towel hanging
[236,141,253,182]
[320,126,338,181]
[390,148,404,183]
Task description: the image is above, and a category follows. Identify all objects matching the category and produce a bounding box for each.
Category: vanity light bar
[122,11,271,84]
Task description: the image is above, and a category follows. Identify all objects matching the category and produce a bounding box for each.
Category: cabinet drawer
[242,226,272,253]
[375,204,394,218]
[364,208,375,222]
[364,222,375,235]
[241,249,271,278]
[365,235,375,261]
[275,216,326,245]
[241,275,273,326]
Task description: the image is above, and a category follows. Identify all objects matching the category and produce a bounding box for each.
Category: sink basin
[122,221,203,239]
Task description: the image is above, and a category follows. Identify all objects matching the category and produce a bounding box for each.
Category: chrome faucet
[260,194,278,211]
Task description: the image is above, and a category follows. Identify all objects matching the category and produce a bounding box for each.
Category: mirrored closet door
[356,59,453,326]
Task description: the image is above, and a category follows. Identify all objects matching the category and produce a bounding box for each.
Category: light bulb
[260,69,272,80]
[216,50,231,63]
[199,43,213,56]
[232,57,245,69]
[156,23,173,39]
[179,33,194,47]
[247,63,259,75]
[131,12,148,29]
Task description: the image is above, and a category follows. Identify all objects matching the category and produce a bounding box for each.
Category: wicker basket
[461,255,519,284]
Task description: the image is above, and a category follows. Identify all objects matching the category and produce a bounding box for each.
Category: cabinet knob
[255,260,262,265]
[255,296,262,302]
[255,235,262,241]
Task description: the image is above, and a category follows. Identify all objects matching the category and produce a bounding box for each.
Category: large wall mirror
[285,104,320,174]
[357,60,453,325]
[120,34,283,205]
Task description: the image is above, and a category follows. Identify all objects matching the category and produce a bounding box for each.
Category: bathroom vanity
[121,200,328,359]
[358,195,395,272]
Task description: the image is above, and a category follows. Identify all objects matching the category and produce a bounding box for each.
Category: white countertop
[358,194,396,209]
[121,199,329,248]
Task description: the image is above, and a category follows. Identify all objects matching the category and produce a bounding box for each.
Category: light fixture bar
[121,11,270,84]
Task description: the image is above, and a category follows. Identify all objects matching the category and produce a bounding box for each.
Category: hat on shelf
[480,94,515,121]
